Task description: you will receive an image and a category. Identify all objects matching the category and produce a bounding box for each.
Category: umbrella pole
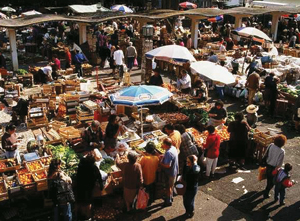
[141,107,143,138]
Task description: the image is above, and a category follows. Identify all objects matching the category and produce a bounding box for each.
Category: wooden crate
[0,181,8,202]
[25,160,44,172]
[4,175,21,194]
[58,126,81,139]
[253,129,276,147]
[49,120,67,131]
[17,170,36,192]
[32,169,48,191]
[0,158,21,173]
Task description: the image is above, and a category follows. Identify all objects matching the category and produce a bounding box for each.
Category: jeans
[75,64,83,77]
[206,157,218,176]
[54,203,72,221]
[264,165,275,197]
[127,57,135,70]
[216,86,224,100]
[274,183,286,203]
[5,150,21,163]
[183,186,198,214]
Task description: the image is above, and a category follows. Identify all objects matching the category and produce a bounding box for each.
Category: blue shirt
[162,146,178,177]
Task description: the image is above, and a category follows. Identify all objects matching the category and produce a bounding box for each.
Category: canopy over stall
[68,4,111,14]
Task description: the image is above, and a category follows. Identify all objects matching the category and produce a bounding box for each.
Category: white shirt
[41,66,52,81]
[177,74,191,89]
[113,50,124,65]
[219,44,226,53]
[70,43,82,53]
[112,21,118,30]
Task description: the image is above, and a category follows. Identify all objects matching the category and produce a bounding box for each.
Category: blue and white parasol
[110,85,172,107]
[110,85,173,136]
[110,5,133,13]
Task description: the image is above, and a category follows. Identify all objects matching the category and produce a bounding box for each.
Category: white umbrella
[21,10,42,16]
[190,61,235,84]
[1,6,16,12]
[146,45,196,63]
[233,27,272,42]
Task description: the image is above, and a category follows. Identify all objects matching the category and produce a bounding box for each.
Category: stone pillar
[8,29,18,71]
[234,15,243,29]
[78,23,87,45]
[271,13,280,42]
[141,39,153,83]
[191,18,199,49]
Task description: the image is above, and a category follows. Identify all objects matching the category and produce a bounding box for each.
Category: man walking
[126,42,137,71]
[113,46,125,80]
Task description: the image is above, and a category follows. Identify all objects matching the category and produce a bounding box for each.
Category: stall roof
[1,6,300,28]
[68,4,111,14]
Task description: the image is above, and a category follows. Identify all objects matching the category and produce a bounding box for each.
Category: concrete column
[191,18,199,49]
[271,14,280,42]
[8,29,18,71]
[234,15,243,29]
[78,23,87,45]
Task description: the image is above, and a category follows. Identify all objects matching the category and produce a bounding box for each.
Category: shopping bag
[134,58,138,66]
[258,166,267,181]
[136,188,149,210]
[104,59,110,69]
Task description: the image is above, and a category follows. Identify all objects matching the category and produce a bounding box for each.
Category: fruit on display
[187,128,208,146]
[0,162,6,170]
[27,161,43,171]
[17,168,29,174]
[5,159,17,168]
[6,176,19,188]
[216,125,230,142]
[155,142,165,154]
[143,133,155,141]
[41,157,52,166]
[0,182,6,194]
[158,113,189,123]
[33,171,47,180]
[18,173,34,185]
[162,83,177,92]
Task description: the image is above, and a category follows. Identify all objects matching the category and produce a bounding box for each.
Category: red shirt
[66,51,71,64]
[54,58,61,70]
[203,133,221,159]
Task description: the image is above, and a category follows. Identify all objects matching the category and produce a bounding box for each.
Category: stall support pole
[271,13,280,42]
[234,15,243,29]
[96,66,99,89]
[8,29,18,71]
[191,18,199,49]
[79,23,87,45]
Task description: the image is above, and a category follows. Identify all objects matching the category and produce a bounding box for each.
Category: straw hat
[246,104,259,114]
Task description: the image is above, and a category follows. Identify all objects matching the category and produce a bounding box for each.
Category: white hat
[37,135,44,141]
[246,104,259,114]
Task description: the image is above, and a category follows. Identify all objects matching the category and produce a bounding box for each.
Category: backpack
[49,173,75,205]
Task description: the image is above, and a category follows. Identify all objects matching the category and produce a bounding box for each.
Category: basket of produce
[0,158,21,173]
[32,169,48,191]
[0,181,8,201]
[26,160,44,172]
[4,174,21,194]
[17,168,36,191]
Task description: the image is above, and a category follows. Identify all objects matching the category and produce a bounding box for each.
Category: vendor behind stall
[82,120,104,151]
[208,100,227,127]
[50,54,61,80]
[37,66,52,83]
[149,69,163,86]
[177,70,191,94]
[193,79,208,102]
[1,124,20,160]
[104,114,123,152]
[12,97,29,124]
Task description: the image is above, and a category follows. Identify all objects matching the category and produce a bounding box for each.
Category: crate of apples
[18,173,34,185]
[32,170,47,181]
[26,160,44,172]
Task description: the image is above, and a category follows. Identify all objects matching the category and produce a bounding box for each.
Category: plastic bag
[136,188,149,210]
[104,59,110,69]
[258,166,267,181]
[134,58,138,66]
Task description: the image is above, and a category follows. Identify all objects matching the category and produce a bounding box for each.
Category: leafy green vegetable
[17,69,28,76]
[100,158,115,173]
[47,144,80,177]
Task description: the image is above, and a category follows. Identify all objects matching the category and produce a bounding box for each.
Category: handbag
[134,58,138,66]
[187,132,200,156]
